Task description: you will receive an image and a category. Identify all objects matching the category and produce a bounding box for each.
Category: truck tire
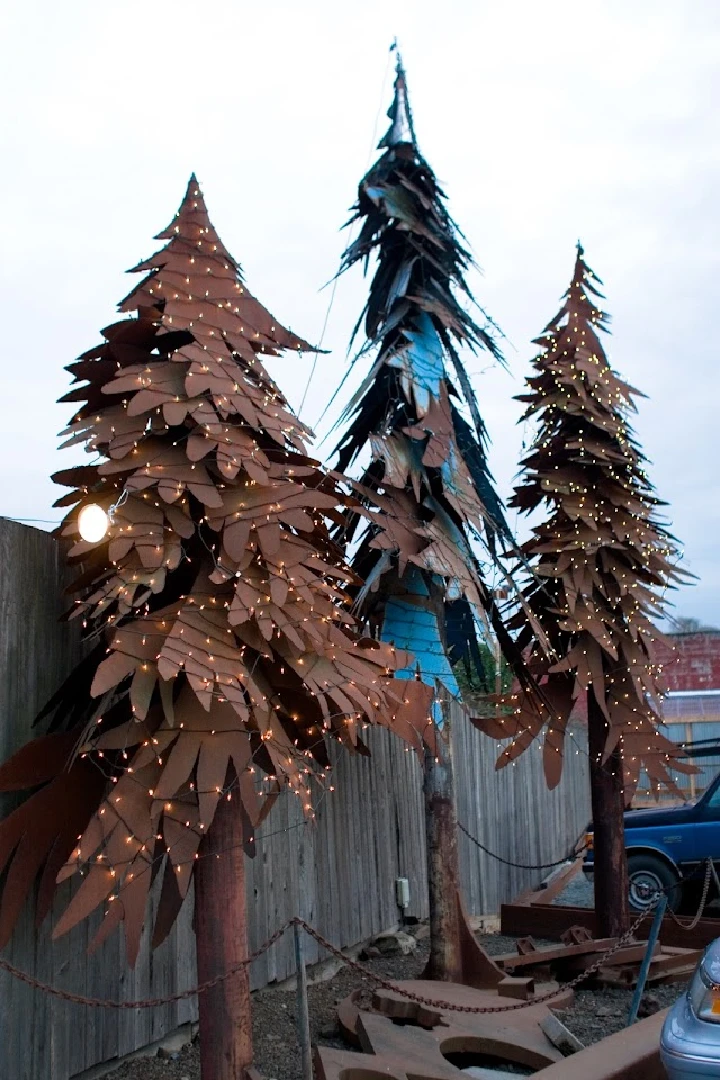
[627,854,682,913]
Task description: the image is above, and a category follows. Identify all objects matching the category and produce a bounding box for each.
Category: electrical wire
[299,43,396,431]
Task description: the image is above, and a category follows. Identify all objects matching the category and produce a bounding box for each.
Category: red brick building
[649,632,720,802]
[568,631,720,718]
[656,631,720,692]
[563,631,720,802]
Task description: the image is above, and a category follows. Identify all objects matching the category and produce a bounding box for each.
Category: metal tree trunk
[194,794,254,1080]
[588,695,630,937]
[423,714,463,982]
[422,701,505,988]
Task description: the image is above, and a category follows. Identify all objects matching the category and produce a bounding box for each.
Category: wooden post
[588,695,630,938]
[294,922,313,1080]
[423,697,463,982]
[194,792,254,1080]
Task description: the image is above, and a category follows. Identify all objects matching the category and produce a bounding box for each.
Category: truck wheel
[627,854,682,913]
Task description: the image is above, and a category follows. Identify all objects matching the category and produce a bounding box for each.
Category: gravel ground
[552,869,720,913]
[553,982,685,1045]
[106,929,688,1080]
[553,873,594,907]
[104,939,432,1080]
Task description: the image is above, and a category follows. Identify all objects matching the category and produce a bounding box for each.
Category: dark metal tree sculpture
[0,176,432,1080]
[332,52,529,986]
[474,244,693,936]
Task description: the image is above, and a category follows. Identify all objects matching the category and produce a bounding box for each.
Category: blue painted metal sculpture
[332,50,528,709]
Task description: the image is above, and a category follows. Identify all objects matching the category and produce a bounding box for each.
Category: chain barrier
[4,861,711,1014]
[297,860,715,1014]
[457,821,588,870]
[297,899,675,1015]
[0,920,294,1009]
[665,859,713,931]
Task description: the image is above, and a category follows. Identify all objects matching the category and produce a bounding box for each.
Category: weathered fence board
[0,520,591,1079]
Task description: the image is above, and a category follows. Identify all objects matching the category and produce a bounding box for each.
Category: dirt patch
[105,930,687,1080]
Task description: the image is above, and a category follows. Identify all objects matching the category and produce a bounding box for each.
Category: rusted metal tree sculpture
[331,51,533,986]
[0,176,432,1080]
[474,244,693,936]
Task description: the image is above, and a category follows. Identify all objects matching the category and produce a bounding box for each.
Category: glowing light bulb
[78,504,109,543]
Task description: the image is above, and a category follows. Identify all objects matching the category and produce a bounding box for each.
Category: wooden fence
[0,519,591,1079]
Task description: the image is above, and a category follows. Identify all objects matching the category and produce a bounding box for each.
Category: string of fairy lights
[69,716,361,892]
[1,182,690,949]
[4,194,449,943]
[64,358,690,799]
[70,667,683,912]
[66,693,671,923]
[485,252,693,792]
[66,683,589,920]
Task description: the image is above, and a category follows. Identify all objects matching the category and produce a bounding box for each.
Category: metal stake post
[627,894,667,1025]
[294,921,313,1080]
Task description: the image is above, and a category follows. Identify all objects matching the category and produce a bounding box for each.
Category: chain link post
[294,922,313,1080]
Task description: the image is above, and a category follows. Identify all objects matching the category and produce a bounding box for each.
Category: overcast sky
[2,0,718,626]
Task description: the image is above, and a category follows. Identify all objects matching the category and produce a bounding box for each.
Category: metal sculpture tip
[379,45,416,149]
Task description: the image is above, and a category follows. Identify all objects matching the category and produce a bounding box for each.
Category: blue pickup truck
[584,772,720,912]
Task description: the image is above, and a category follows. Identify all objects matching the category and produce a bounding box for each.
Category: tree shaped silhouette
[474,244,693,933]
[0,175,432,1079]
[330,50,538,987]
[333,52,532,699]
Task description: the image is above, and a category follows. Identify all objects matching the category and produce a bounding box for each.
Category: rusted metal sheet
[472,245,692,802]
[529,1009,668,1080]
[332,53,538,705]
[0,175,435,967]
[501,900,720,951]
[315,980,573,1080]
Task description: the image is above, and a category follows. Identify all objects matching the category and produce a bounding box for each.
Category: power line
[1,516,61,525]
[298,45,396,427]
